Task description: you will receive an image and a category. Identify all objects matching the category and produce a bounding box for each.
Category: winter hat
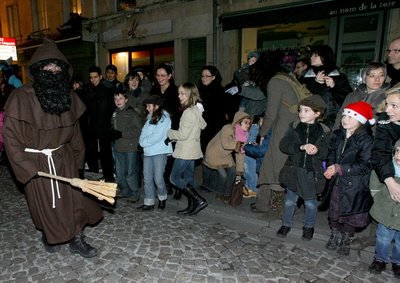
[299,95,327,114]
[343,101,375,125]
[106,64,117,74]
[143,95,164,106]
[247,51,260,60]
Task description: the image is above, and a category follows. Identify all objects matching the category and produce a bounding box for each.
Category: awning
[220,0,400,31]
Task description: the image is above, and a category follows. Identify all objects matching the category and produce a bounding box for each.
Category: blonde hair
[386,83,400,97]
[179,82,201,108]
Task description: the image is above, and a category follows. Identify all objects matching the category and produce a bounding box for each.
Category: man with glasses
[387,37,400,87]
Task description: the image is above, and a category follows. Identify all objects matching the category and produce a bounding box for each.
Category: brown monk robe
[3,38,103,258]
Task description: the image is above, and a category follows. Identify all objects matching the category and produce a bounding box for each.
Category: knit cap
[299,95,326,114]
[247,51,260,60]
[143,95,164,106]
[343,101,375,125]
[106,64,117,74]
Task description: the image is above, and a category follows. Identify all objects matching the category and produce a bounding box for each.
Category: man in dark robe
[3,38,103,258]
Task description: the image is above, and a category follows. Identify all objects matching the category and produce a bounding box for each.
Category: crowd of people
[1,36,400,279]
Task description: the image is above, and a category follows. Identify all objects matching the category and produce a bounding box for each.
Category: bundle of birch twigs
[37,171,117,204]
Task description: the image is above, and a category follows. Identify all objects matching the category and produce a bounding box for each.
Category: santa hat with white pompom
[343,101,375,125]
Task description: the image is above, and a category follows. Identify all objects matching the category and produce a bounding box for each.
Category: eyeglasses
[386,49,400,54]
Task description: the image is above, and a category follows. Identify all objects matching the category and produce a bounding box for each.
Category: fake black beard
[32,69,71,115]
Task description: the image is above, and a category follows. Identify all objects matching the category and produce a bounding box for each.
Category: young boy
[369,139,400,277]
[277,95,331,240]
[112,89,143,202]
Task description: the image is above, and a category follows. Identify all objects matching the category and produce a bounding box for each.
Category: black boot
[337,232,352,256]
[173,187,182,200]
[158,200,166,209]
[41,234,61,253]
[177,189,193,215]
[186,185,207,216]
[69,232,97,258]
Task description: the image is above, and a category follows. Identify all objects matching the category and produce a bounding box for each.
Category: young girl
[137,95,173,210]
[234,116,251,178]
[166,82,207,216]
[202,111,252,203]
[324,101,374,256]
[368,84,400,277]
[277,95,330,241]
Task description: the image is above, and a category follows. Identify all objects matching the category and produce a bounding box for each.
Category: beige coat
[258,73,301,191]
[168,105,206,160]
[203,111,250,170]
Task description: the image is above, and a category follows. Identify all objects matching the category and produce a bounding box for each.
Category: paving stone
[0,165,396,282]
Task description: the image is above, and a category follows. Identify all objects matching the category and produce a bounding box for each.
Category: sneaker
[368,259,386,274]
[276,225,291,238]
[243,187,257,198]
[302,227,314,241]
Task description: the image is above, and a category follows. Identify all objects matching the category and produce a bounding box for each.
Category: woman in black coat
[303,45,353,128]
[198,65,229,154]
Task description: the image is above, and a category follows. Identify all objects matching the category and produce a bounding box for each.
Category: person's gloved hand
[164,137,171,145]
[110,129,122,141]
[225,86,240,95]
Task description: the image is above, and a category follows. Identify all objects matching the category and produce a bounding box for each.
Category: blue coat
[139,111,173,157]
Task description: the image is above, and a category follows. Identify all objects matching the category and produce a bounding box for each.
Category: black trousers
[98,138,114,182]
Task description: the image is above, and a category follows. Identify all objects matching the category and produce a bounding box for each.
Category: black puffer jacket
[372,112,400,182]
[327,124,374,216]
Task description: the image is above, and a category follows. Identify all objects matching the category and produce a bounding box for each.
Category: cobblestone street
[0,165,397,282]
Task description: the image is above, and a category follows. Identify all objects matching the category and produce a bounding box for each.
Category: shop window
[117,0,137,12]
[72,0,82,14]
[131,50,150,70]
[111,52,129,82]
[7,5,20,38]
[154,46,174,68]
[110,42,174,81]
[337,12,385,89]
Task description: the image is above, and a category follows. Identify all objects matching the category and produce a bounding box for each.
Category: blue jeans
[244,156,258,192]
[114,151,139,199]
[201,164,219,192]
[282,189,317,228]
[375,223,400,264]
[216,166,236,197]
[170,158,195,190]
[143,154,168,206]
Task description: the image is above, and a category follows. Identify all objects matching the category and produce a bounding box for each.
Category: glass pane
[339,14,380,89]
[111,52,129,82]
[131,50,150,71]
[154,46,174,68]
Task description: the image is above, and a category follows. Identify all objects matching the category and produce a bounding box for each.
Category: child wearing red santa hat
[323,101,375,256]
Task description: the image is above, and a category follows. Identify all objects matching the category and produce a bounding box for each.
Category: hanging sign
[0,37,17,61]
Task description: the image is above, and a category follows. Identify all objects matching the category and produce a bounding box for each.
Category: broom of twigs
[37,171,117,205]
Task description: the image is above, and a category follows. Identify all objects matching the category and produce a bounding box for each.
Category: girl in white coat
[166,82,207,215]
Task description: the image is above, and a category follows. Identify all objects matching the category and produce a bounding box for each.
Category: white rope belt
[25,145,63,208]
